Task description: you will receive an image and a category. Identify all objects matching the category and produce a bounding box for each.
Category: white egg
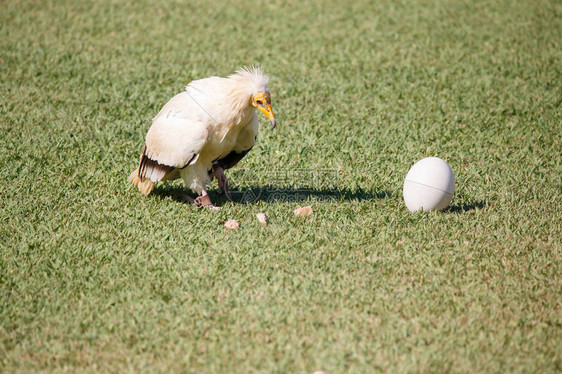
[403,157,455,212]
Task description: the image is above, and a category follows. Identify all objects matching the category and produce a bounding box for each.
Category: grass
[0,0,561,372]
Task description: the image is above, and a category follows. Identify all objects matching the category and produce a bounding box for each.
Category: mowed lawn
[1,0,560,372]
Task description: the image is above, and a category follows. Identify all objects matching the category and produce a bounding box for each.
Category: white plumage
[128,67,276,209]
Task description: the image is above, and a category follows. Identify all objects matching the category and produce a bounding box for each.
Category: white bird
[128,67,276,209]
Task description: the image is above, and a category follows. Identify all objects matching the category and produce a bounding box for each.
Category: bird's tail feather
[128,168,155,196]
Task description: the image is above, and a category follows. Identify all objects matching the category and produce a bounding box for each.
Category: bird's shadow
[152,182,486,213]
[153,184,390,206]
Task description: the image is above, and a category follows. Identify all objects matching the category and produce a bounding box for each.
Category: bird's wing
[138,101,209,182]
[213,113,259,170]
[145,116,208,168]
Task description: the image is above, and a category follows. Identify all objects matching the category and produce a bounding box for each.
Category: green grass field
[1,0,561,372]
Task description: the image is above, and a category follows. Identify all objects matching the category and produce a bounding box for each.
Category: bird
[128,66,276,209]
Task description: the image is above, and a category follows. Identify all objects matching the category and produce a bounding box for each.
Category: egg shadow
[444,201,487,213]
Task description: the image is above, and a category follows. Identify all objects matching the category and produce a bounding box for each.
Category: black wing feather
[211,148,252,173]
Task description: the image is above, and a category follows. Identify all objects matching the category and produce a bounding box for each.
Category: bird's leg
[194,187,220,210]
[209,166,232,201]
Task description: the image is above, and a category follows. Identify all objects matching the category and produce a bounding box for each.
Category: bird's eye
[256,100,263,105]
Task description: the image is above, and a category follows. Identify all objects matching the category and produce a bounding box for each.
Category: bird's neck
[222,83,254,126]
[216,105,254,141]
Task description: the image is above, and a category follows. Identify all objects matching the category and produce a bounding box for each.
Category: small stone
[256,213,268,225]
[294,206,313,216]
[224,219,239,230]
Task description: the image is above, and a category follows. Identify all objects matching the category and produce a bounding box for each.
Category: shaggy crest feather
[229,66,270,95]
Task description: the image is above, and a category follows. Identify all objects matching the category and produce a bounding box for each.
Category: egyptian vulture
[128,67,276,209]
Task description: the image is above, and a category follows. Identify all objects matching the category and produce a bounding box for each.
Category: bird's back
[152,92,202,122]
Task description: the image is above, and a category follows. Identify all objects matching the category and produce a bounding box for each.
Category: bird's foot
[210,166,232,201]
[194,195,221,210]
[181,193,220,210]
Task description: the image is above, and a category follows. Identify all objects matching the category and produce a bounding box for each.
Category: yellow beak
[258,104,276,129]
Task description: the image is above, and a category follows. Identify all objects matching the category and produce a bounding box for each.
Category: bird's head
[251,91,276,129]
[230,66,277,129]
